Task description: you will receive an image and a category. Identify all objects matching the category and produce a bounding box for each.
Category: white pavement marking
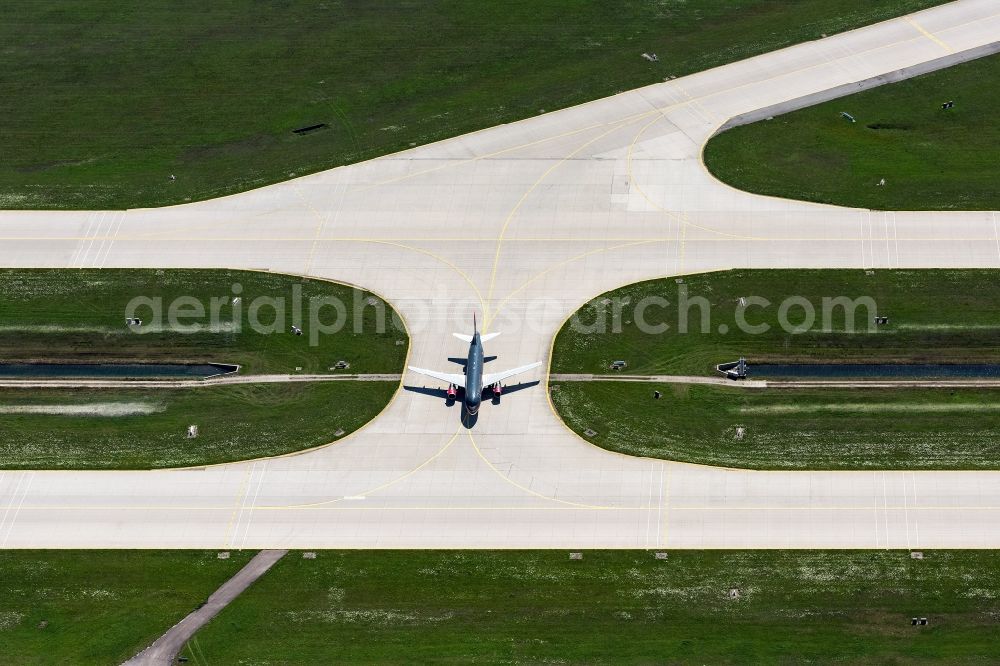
[0,473,33,548]
[993,211,1000,262]
[0,0,998,548]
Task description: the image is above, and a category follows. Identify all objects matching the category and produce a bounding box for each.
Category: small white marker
[343,495,366,501]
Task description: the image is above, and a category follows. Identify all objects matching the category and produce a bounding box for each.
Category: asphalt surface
[1,0,999,549]
[123,550,287,666]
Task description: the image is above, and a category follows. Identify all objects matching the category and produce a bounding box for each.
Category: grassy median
[552,382,1000,469]
[0,269,407,374]
[704,53,1000,210]
[0,269,406,468]
[183,550,1000,664]
[1,0,948,209]
[0,550,254,665]
[0,381,397,470]
[552,269,1000,376]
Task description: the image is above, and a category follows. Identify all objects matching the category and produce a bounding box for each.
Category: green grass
[704,53,1000,210]
[0,269,406,468]
[0,550,254,665]
[551,269,1000,376]
[0,269,407,374]
[0,0,949,209]
[552,382,1000,469]
[185,550,1000,664]
[0,381,396,469]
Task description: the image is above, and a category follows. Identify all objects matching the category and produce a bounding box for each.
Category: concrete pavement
[1,0,999,548]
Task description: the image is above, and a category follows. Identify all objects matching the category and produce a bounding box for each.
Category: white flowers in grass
[0,403,163,417]
[0,611,25,631]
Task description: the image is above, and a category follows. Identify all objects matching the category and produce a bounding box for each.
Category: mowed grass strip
[0,551,254,665]
[704,53,1000,210]
[0,0,949,209]
[0,381,397,469]
[0,269,407,374]
[551,269,1000,376]
[552,382,1000,470]
[184,550,1000,664]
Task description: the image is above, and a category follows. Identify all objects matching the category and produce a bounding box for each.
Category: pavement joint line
[99,211,127,269]
[0,473,33,549]
[266,428,464,510]
[489,239,660,325]
[13,235,1000,243]
[0,473,24,546]
[483,113,653,330]
[873,472,881,548]
[239,461,268,551]
[365,121,610,190]
[661,463,672,549]
[887,212,893,268]
[5,504,1000,512]
[298,179,339,277]
[993,212,1000,262]
[466,429,632,511]
[224,464,255,549]
[882,471,891,548]
[903,470,912,550]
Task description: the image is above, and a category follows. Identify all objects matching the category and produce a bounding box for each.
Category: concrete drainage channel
[0,373,402,389]
[123,550,287,666]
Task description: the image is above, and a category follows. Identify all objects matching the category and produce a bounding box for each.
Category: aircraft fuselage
[464,331,484,414]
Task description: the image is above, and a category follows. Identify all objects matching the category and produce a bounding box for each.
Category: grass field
[0,550,253,665]
[0,269,407,374]
[0,269,405,468]
[1,0,948,209]
[704,53,1000,210]
[551,269,1000,376]
[184,550,1000,664]
[552,382,1000,469]
[0,381,397,469]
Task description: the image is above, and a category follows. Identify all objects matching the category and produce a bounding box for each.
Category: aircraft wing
[482,361,543,387]
[408,366,466,388]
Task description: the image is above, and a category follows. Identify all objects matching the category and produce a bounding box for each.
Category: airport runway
[1,0,999,549]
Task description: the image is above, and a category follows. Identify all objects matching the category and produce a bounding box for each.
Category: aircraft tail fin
[454,313,486,343]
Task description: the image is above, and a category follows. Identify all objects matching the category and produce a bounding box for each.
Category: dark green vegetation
[185,550,1000,663]
[553,382,1000,469]
[1,0,948,209]
[0,269,405,468]
[0,550,253,665]
[0,269,406,374]
[552,269,1000,376]
[0,381,396,469]
[705,53,1000,210]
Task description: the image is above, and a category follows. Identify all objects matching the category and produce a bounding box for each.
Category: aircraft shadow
[447,356,497,365]
[402,379,541,429]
